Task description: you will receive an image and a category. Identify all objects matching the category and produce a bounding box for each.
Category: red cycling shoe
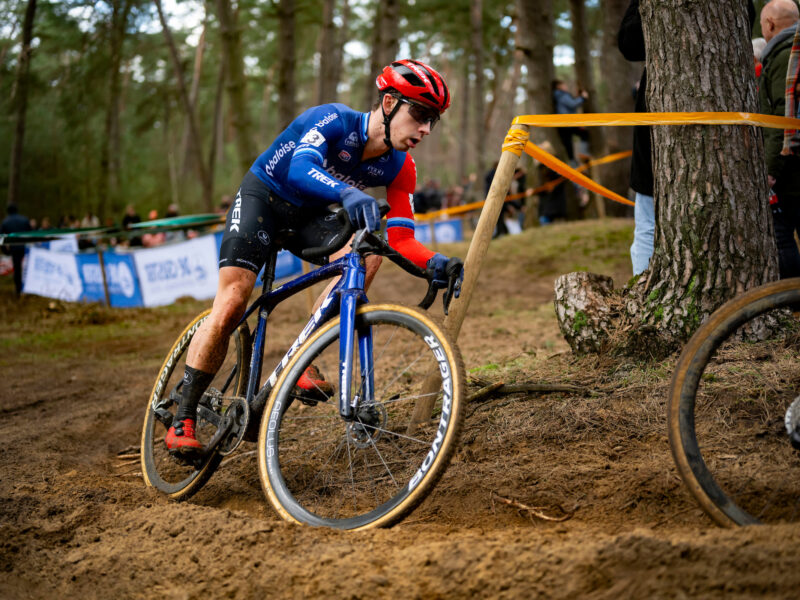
[165,418,204,455]
[294,365,334,403]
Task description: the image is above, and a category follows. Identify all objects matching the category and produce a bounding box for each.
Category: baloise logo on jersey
[264,140,296,177]
[321,159,367,190]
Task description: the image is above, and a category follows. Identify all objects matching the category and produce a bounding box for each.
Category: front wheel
[668,279,800,526]
[141,309,251,500]
[258,304,465,530]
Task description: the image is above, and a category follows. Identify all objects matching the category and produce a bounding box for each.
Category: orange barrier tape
[501,127,530,156]
[525,142,634,206]
[509,111,800,207]
[512,111,800,129]
[413,149,634,221]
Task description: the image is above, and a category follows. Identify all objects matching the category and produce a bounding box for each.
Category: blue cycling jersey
[251,103,406,207]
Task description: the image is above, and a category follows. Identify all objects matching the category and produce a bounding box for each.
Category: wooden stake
[407,125,529,431]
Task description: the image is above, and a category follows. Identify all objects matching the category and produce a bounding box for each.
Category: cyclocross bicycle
[140,202,466,530]
[668,278,800,526]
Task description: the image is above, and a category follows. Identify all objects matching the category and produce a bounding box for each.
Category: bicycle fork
[338,253,374,421]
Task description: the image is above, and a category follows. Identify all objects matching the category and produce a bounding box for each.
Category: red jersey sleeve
[385,153,435,269]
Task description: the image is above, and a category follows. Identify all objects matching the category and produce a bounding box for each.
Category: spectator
[536,141,567,225]
[618,0,655,276]
[759,0,800,278]
[80,211,100,228]
[1,204,32,296]
[142,209,166,247]
[164,203,186,244]
[552,80,590,162]
[39,216,52,230]
[412,179,444,214]
[121,204,142,247]
[753,37,767,77]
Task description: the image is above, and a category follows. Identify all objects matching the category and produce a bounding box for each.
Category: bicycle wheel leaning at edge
[258,303,465,530]
[141,309,252,500]
[668,278,800,526]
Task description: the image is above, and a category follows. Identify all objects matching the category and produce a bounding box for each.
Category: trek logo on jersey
[338,150,351,162]
[264,140,296,177]
[308,168,338,189]
[300,129,325,147]
[345,132,360,147]
[366,165,383,177]
[315,112,338,129]
[229,192,243,232]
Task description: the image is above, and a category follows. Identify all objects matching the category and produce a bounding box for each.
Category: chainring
[217,396,250,456]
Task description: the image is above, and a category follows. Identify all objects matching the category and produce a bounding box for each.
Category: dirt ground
[2,219,799,599]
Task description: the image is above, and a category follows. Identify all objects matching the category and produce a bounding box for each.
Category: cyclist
[166,59,465,455]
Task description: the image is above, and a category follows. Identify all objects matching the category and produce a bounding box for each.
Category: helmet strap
[381,93,402,150]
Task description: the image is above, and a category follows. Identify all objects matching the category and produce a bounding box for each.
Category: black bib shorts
[219,171,344,273]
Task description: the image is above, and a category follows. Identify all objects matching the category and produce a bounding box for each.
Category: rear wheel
[141,310,251,500]
[668,279,800,526]
[258,304,465,530]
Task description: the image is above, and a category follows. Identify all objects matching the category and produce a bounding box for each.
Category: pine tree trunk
[457,61,471,185]
[569,0,603,156]
[516,0,561,153]
[471,0,486,177]
[631,0,775,351]
[316,0,338,104]
[155,0,213,210]
[216,0,255,173]
[276,0,296,130]
[100,0,132,219]
[180,24,207,180]
[7,0,37,208]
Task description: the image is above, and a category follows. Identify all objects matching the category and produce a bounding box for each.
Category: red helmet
[376,59,450,113]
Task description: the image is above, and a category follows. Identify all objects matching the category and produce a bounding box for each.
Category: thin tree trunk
[216,0,255,173]
[569,0,603,156]
[471,0,486,178]
[7,0,37,208]
[276,0,296,130]
[100,0,133,219]
[516,0,560,153]
[457,60,471,185]
[208,54,226,202]
[316,0,338,104]
[630,0,775,350]
[155,0,213,210]
[330,1,349,90]
[180,23,207,179]
[365,0,399,110]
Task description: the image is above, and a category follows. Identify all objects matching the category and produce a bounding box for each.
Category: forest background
[0,0,773,225]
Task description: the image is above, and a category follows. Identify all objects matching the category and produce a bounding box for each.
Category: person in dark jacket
[618,0,655,276]
[1,204,32,296]
[760,0,800,278]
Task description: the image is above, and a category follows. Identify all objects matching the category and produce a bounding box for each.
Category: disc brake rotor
[347,401,388,449]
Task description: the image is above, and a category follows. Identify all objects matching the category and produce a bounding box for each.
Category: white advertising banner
[48,234,79,253]
[23,246,83,301]
[134,236,219,307]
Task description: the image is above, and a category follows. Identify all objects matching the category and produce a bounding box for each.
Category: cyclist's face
[388,96,438,151]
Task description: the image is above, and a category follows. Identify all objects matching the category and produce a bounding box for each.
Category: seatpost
[262,251,278,294]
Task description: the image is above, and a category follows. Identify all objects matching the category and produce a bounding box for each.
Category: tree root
[490,491,574,522]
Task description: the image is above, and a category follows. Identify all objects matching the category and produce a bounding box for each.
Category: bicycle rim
[141,310,251,499]
[258,304,464,530]
[669,279,800,526]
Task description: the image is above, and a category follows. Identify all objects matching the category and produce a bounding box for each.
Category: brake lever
[442,274,459,316]
[418,279,438,310]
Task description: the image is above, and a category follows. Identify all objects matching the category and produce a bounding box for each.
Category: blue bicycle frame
[234,247,372,422]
